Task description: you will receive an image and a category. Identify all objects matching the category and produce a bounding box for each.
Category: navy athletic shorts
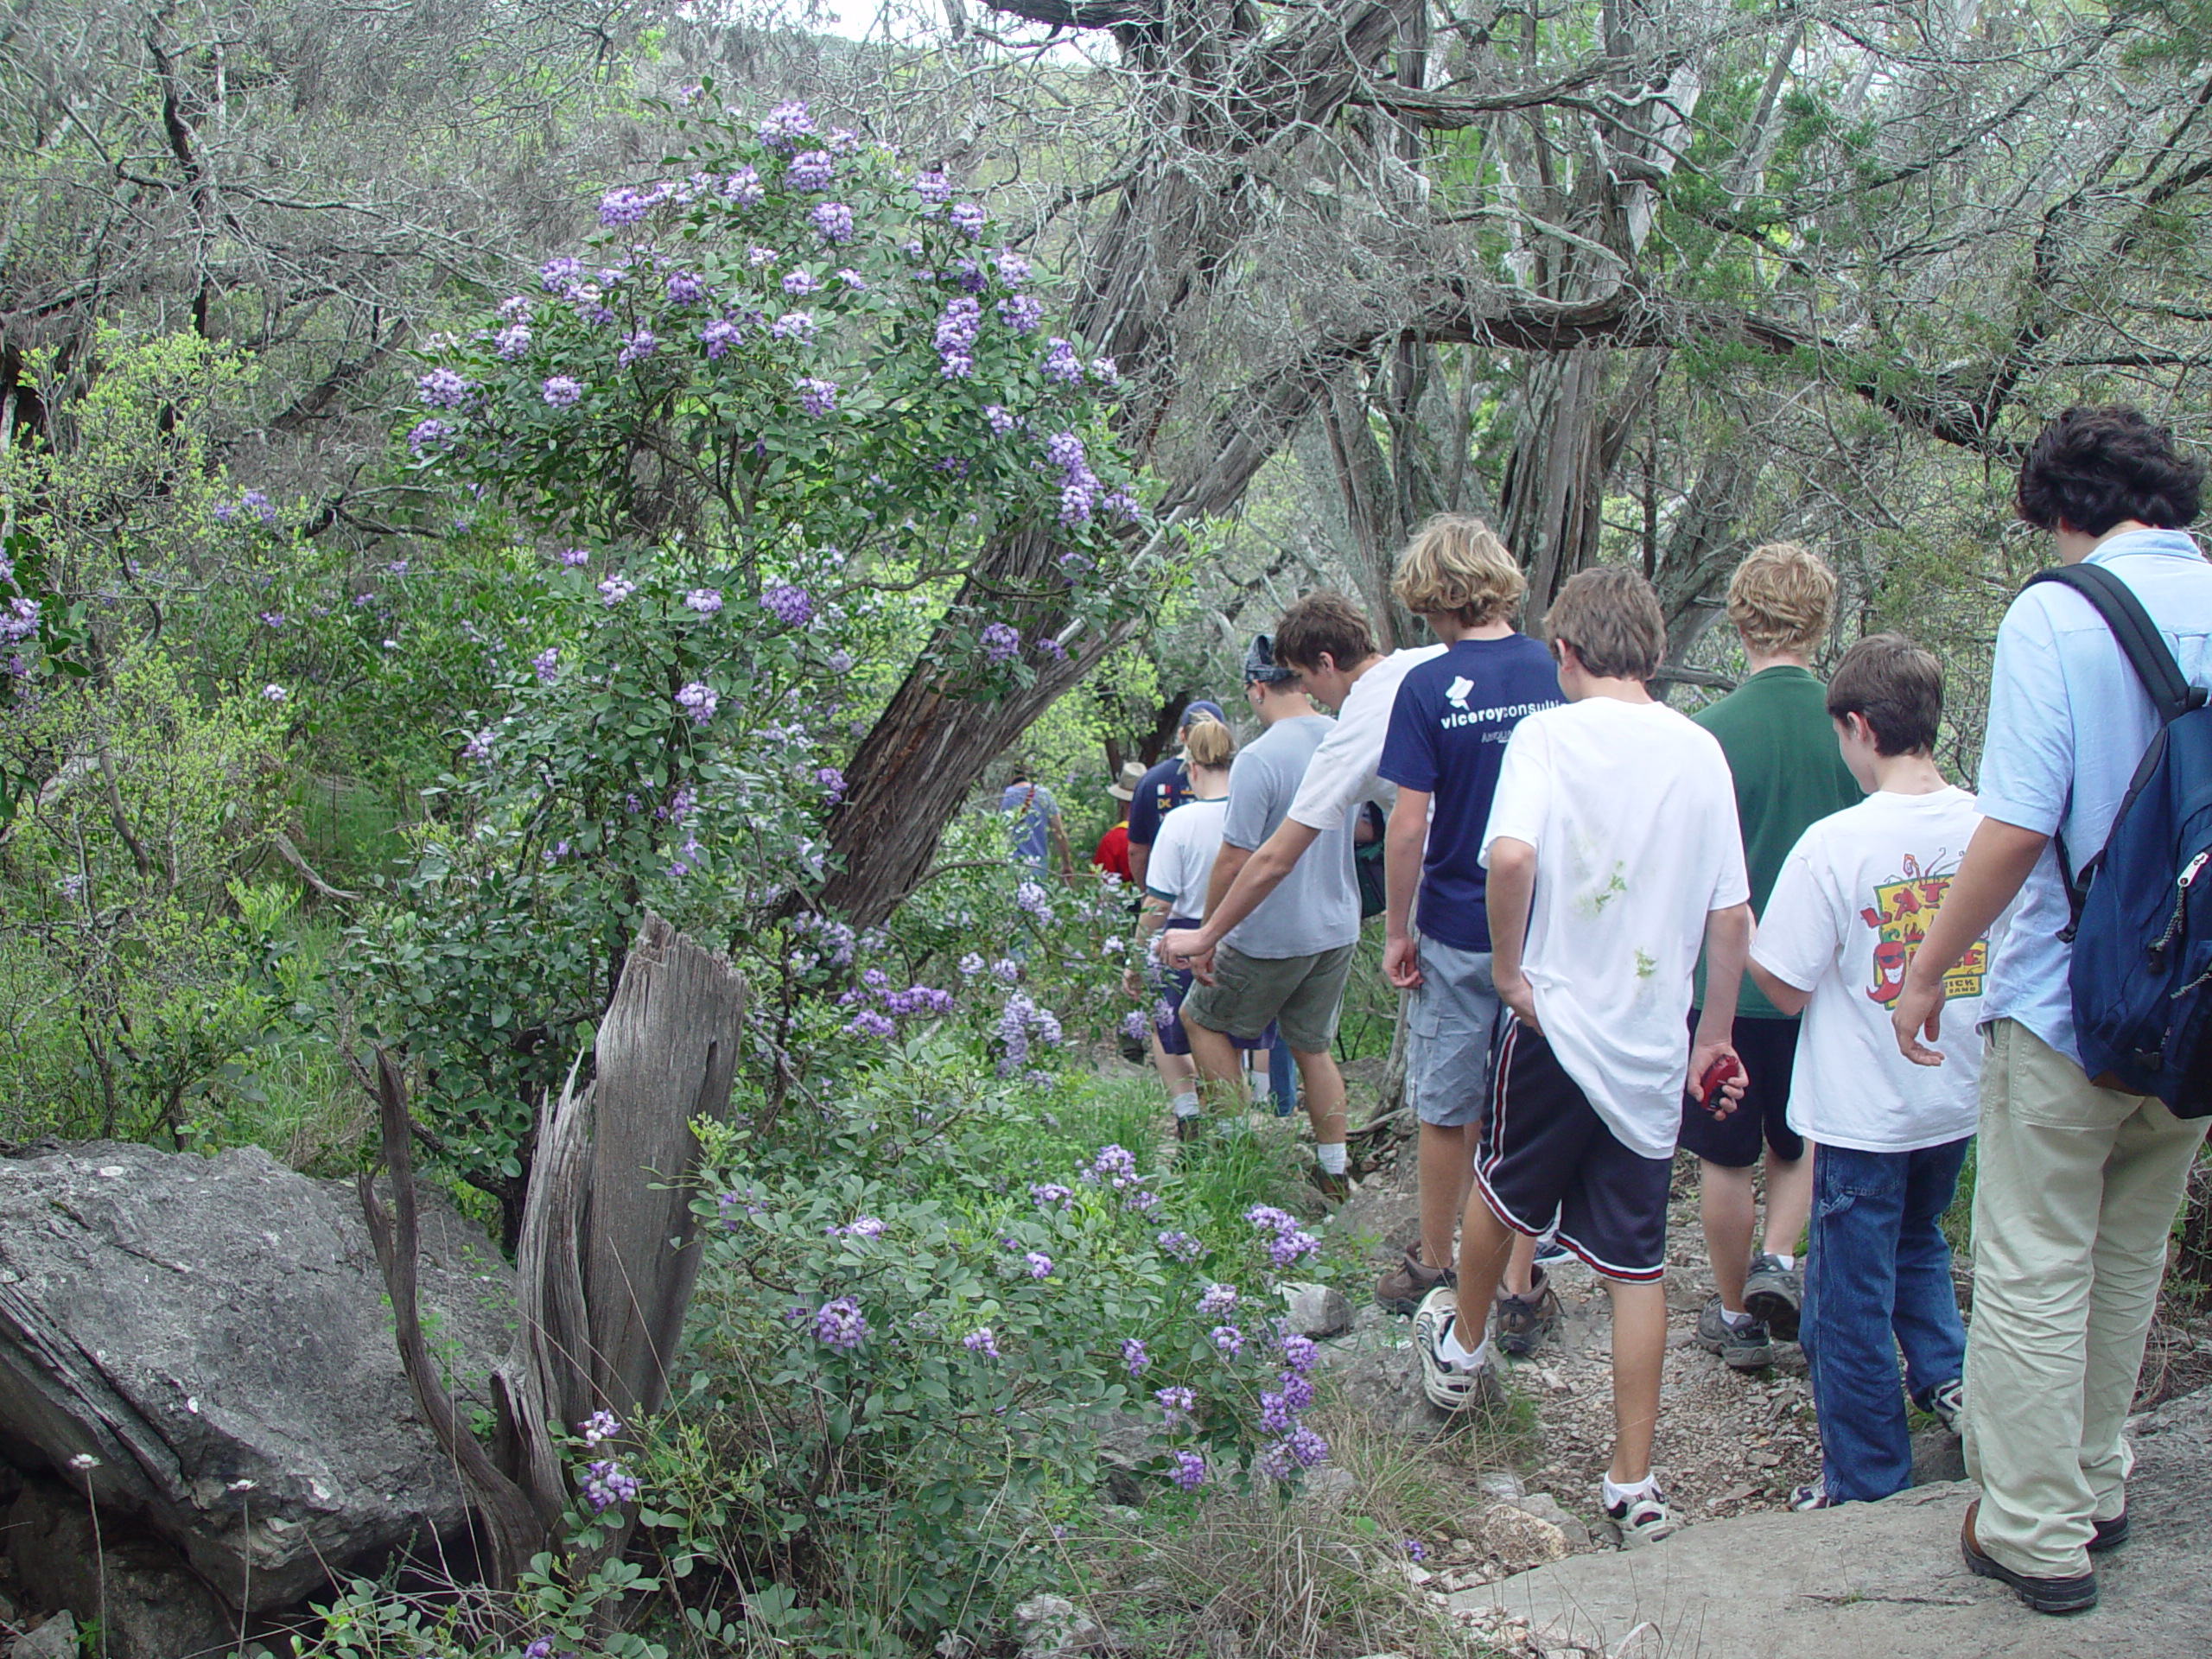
[1675,1012,1804,1168]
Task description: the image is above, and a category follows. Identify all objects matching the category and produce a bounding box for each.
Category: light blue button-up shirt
[1978,527,2212,1065]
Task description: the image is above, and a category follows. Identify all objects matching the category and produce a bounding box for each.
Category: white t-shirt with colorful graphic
[1751,786,1987,1153]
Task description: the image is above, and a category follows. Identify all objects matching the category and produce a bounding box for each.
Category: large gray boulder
[0,1141,512,1611]
[1452,1385,2212,1658]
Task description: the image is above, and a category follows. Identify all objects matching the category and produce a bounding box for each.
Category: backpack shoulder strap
[2025,564,2207,723]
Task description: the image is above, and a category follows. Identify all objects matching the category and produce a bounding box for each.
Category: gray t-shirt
[1220,715,1360,959]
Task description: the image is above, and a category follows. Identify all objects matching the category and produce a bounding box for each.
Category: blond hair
[1183,717,1236,770]
[1391,515,1528,627]
[1544,567,1668,682]
[1726,542,1836,656]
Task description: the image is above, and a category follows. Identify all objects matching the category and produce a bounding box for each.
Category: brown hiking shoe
[1375,1246,1455,1315]
[1493,1266,1561,1358]
[1313,1167,1351,1203]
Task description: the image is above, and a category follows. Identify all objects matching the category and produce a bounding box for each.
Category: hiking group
[1033,403,2211,1617]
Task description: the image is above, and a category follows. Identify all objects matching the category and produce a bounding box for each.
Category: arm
[1692,904,1755,1114]
[1170,819,1320,960]
[1382,787,1430,989]
[1048,811,1075,881]
[1125,893,1171,996]
[1158,842,1251,980]
[1484,836,1541,1032]
[1746,959,1811,1018]
[1127,840,1151,893]
[1893,817,2046,1065]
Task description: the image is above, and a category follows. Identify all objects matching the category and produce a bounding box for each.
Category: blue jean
[1801,1136,1971,1503]
[1268,1029,1296,1115]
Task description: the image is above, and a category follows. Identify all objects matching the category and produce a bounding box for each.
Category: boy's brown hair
[1826,633,1944,756]
[1274,591,1376,673]
[1726,542,1836,657]
[1183,717,1236,769]
[1390,514,1528,628]
[1543,567,1668,683]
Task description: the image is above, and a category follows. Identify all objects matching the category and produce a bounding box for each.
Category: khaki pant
[1963,1020,2209,1578]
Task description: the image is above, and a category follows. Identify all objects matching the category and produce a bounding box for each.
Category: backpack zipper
[2151,850,2211,973]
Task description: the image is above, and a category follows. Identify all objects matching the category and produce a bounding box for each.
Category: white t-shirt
[1287,645,1446,831]
[1480,698,1750,1159]
[1144,797,1230,920]
[1751,787,1987,1153]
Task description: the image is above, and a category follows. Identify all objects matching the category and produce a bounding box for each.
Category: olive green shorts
[1180,941,1357,1055]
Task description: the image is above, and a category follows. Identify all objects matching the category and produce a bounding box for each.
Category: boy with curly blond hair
[1684,543,1863,1370]
[1375,518,1563,1347]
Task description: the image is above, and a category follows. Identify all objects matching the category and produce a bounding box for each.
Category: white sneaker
[1605,1485,1680,1548]
[1928,1377,1964,1435]
[1413,1285,1499,1412]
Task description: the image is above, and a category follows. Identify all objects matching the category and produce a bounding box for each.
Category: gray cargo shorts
[1407,935,1501,1128]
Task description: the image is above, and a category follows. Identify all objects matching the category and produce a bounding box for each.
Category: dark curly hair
[2016,405,2203,536]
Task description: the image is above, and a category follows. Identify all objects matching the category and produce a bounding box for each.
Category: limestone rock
[6,1478,232,1659]
[1013,1592,1105,1657]
[1508,1491,1591,1549]
[0,1141,512,1611]
[1473,1501,1570,1571]
[1455,1386,2212,1658]
[1277,1281,1351,1338]
[11,1613,75,1659]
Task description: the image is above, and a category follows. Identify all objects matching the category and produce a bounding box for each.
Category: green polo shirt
[1693,665,1864,1020]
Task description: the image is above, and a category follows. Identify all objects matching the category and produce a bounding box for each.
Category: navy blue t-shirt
[1376,633,1562,951]
[1125,756,1192,850]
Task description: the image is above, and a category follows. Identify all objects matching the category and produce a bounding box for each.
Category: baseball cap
[1182,698,1227,726]
[1243,634,1299,685]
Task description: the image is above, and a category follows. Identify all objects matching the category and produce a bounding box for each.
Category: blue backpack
[2028,563,2212,1116]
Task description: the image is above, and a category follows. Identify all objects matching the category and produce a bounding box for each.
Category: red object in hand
[1697,1053,1742,1114]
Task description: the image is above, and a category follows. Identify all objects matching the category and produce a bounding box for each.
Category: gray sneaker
[1742,1253,1802,1342]
[1694,1296,1773,1370]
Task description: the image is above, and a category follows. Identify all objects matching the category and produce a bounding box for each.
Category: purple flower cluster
[1036,636,1069,661]
[540,256,584,291]
[700,318,743,358]
[676,681,718,725]
[994,992,1064,1073]
[416,367,474,408]
[580,1409,623,1446]
[783,270,822,296]
[828,1214,887,1239]
[816,766,846,803]
[1086,1144,1140,1189]
[599,183,671,226]
[813,1296,868,1350]
[1046,430,1101,525]
[683,588,723,613]
[786,149,835,191]
[983,404,1017,437]
[461,728,493,762]
[1155,1385,1197,1416]
[935,296,982,378]
[762,582,814,626]
[618,328,658,365]
[997,294,1044,335]
[542,376,583,409]
[982,621,1021,664]
[1121,1338,1149,1376]
[1157,1230,1202,1262]
[664,270,707,304]
[1042,337,1083,384]
[912,168,951,207]
[721,166,765,206]
[239,489,276,524]
[1197,1281,1239,1319]
[532,647,559,685]
[1210,1324,1243,1357]
[1246,1204,1319,1268]
[963,1326,1001,1357]
[1030,1182,1074,1207]
[994,248,1032,286]
[581,1459,640,1510]
[758,100,816,150]
[950,200,986,239]
[835,267,868,289]
[407,418,453,459]
[845,1010,896,1039]
[796,376,839,416]
[1171,1450,1207,1491]
[1023,1250,1053,1280]
[558,546,590,567]
[990,957,1020,984]
[810,202,855,245]
[771,311,817,343]
[597,575,636,605]
[493,322,532,359]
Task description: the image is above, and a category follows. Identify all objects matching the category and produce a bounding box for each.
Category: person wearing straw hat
[1092,760,1147,885]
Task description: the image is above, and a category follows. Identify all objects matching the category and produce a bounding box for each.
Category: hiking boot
[1312,1167,1351,1203]
[2090,1510,2130,1552]
[1742,1252,1803,1342]
[1693,1297,1773,1370]
[1493,1266,1562,1359]
[1374,1246,1454,1316]
[1961,1500,2098,1615]
[1604,1485,1679,1548]
[1413,1286,1503,1414]
[1174,1112,1204,1144]
[1923,1376,1963,1435]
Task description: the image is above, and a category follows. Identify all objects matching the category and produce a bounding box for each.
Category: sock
[1437,1321,1488,1370]
[1171,1091,1200,1118]
[1720,1306,1755,1330]
[1314,1142,1347,1175]
[1770,1252,1796,1272]
[1602,1474,1658,1510]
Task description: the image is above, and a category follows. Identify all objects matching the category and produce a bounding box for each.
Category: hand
[1494,966,1541,1035]
[1159,925,1208,971]
[1688,1033,1748,1118]
[1122,966,1144,999]
[1892,969,1948,1067]
[1382,933,1423,990]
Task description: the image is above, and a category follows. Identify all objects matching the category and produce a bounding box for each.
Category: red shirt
[1091,821,1131,883]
